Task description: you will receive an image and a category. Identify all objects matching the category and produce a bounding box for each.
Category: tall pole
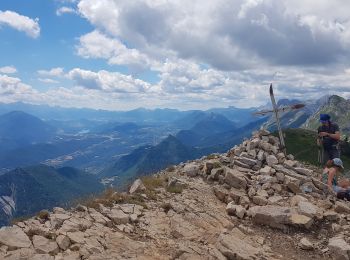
[269,84,286,155]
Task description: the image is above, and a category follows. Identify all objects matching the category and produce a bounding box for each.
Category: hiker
[317,113,340,164]
[322,158,350,199]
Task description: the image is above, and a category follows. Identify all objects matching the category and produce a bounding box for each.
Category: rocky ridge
[1,130,350,259]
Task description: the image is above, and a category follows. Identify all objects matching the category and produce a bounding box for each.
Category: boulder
[297,201,319,218]
[236,157,257,167]
[253,196,268,206]
[32,235,59,254]
[328,236,350,260]
[289,214,313,229]
[224,167,247,190]
[183,163,200,177]
[335,201,350,214]
[106,209,130,225]
[299,238,314,250]
[294,168,313,176]
[216,229,262,259]
[266,155,278,166]
[259,166,272,175]
[249,205,313,230]
[249,206,293,230]
[0,226,32,250]
[56,235,70,250]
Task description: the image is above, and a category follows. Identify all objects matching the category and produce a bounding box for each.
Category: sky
[1,0,350,111]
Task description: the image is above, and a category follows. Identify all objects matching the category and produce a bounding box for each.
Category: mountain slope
[303,95,350,134]
[0,165,103,226]
[0,111,56,149]
[101,135,200,185]
[261,96,329,132]
[176,113,236,146]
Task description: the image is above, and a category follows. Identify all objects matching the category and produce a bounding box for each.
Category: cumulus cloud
[0,74,37,101]
[37,67,64,77]
[0,66,17,74]
[0,10,40,38]
[77,30,155,71]
[38,78,59,84]
[68,68,154,93]
[56,7,76,16]
[76,0,350,70]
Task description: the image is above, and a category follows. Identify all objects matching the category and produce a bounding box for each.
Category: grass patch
[81,187,149,209]
[212,162,222,169]
[36,210,50,221]
[206,154,217,160]
[141,175,166,190]
[166,185,184,194]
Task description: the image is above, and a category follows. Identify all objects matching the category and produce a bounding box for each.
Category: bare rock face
[2,130,350,259]
[224,167,247,189]
[328,236,350,260]
[216,229,263,259]
[0,226,32,250]
[32,235,59,254]
[300,237,314,250]
[249,206,294,230]
[183,163,200,177]
[129,178,146,194]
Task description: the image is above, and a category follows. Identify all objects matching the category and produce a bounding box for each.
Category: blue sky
[1,0,350,110]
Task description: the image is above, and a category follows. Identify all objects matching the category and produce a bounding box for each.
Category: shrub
[37,210,50,220]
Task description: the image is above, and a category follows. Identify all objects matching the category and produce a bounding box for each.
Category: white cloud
[77,30,155,71]
[38,78,59,84]
[0,66,17,74]
[0,10,40,38]
[0,74,38,104]
[37,67,64,77]
[56,7,76,16]
[68,68,154,93]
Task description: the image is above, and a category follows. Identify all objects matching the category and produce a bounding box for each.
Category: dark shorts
[323,148,341,164]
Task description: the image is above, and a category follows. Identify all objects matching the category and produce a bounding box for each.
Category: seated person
[321,158,350,200]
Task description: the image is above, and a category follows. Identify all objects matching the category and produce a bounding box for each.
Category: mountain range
[0,94,350,226]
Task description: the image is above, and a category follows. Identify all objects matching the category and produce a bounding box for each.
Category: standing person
[317,113,341,164]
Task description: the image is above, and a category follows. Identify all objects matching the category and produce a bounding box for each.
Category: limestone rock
[297,201,319,218]
[224,167,247,189]
[56,235,71,250]
[216,229,262,260]
[289,214,313,229]
[129,178,146,194]
[266,155,278,166]
[0,226,31,250]
[328,236,350,260]
[253,196,268,206]
[249,206,293,230]
[299,237,314,250]
[32,235,59,254]
[183,163,200,177]
[335,201,350,214]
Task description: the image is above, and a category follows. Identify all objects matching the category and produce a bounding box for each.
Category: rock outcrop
[0,130,350,259]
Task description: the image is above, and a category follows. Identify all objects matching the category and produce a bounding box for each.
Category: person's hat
[333,158,344,169]
[320,113,330,123]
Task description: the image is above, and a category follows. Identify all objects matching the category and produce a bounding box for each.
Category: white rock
[299,237,314,250]
[0,226,31,249]
[32,235,59,254]
[129,179,146,194]
[266,155,278,166]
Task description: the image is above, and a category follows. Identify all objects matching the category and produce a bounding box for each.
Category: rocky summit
[1,130,350,260]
